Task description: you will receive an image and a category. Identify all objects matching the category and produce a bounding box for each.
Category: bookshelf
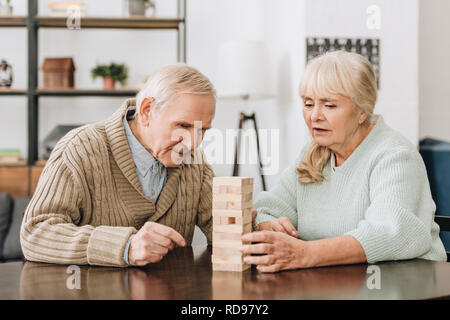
[0,0,187,196]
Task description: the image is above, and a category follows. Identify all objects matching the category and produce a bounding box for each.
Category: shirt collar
[330,152,336,172]
[122,113,162,177]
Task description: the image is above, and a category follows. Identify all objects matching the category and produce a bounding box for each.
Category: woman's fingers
[277,218,299,238]
[270,221,286,233]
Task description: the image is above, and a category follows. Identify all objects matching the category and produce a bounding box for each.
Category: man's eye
[325,104,336,108]
[180,124,191,128]
[304,103,313,108]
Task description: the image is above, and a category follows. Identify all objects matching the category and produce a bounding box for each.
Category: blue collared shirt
[122,113,168,265]
[122,115,167,203]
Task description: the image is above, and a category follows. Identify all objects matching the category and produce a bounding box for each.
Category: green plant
[91,62,128,86]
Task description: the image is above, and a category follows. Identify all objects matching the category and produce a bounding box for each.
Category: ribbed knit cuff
[254,211,277,230]
[345,228,386,264]
[123,234,135,265]
[87,226,137,267]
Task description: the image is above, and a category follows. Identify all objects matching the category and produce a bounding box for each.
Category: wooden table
[1,246,450,300]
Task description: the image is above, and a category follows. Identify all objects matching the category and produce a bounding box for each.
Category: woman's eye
[325,104,336,108]
[304,103,313,108]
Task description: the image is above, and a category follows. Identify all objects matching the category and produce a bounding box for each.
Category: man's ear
[138,97,155,126]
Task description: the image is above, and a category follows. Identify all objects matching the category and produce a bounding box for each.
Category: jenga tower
[212,177,253,272]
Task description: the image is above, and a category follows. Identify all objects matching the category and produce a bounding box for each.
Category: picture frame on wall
[306,37,380,89]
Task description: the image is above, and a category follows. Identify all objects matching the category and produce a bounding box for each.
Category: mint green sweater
[255,115,447,263]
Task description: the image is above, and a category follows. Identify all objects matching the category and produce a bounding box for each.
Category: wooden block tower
[212,177,253,272]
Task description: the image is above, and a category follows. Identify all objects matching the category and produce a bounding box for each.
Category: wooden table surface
[1,246,449,300]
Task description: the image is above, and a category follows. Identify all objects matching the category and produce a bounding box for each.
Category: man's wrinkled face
[137,93,215,167]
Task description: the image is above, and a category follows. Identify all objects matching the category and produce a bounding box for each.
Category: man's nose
[186,128,203,151]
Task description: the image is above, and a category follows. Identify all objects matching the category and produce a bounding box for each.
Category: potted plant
[91,62,128,90]
[127,0,156,17]
[0,0,13,15]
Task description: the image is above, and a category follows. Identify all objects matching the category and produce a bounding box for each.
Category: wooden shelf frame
[0,0,187,165]
[0,15,27,27]
[36,16,184,29]
[0,88,27,96]
[35,88,138,97]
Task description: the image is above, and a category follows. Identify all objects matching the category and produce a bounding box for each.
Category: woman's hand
[257,217,299,238]
[241,231,311,273]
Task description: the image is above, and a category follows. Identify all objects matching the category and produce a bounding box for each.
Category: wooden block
[213,192,253,202]
[212,254,245,264]
[212,263,251,272]
[213,177,253,187]
[213,184,253,195]
[212,210,252,225]
[213,223,252,234]
[213,246,244,256]
[212,239,249,249]
[212,199,252,210]
[213,232,243,242]
[213,207,252,216]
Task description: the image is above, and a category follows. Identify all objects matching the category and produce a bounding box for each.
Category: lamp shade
[216,40,276,99]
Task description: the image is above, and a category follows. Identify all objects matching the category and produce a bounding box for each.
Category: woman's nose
[310,106,323,122]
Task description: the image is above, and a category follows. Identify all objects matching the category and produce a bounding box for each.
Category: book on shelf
[0,149,25,166]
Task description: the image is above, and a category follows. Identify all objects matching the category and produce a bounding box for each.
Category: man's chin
[161,153,191,168]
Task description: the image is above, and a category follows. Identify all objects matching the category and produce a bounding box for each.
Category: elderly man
[20,64,216,267]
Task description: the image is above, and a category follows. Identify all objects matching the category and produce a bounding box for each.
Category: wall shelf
[0,89,27,96]
[0,0,187,166]
[0,16,27,27]
[36,16,184,29]
[36,88,138,97]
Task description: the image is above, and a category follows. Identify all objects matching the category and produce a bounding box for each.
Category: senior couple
[20,51,447,271]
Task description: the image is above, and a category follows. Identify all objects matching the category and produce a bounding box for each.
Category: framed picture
[306,37,380,89]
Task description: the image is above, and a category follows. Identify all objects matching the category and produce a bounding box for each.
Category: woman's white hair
[297,50,378,184]
[136,63,216,115]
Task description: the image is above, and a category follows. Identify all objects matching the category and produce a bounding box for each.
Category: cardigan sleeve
[20,151,137,267]
[254,157,300,229]
[345,148,440,263]
[196,154,214,245]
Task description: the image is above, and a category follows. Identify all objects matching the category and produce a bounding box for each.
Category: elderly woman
[20,64,216,267]
[242,51,447,273]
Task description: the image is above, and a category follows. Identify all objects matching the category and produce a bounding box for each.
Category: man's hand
[128,221,186,266]
[257,217,299,238]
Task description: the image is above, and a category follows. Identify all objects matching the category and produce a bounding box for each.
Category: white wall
[0,0,307,193]
[305,0,420,145]
[419,0,450,141]
[0,0,425,194]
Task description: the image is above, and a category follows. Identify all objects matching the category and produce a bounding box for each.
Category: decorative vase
[102,77,116,90]
[0,4,13,15]
[128,0,146,16]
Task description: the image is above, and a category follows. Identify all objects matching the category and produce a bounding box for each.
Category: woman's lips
[313,128,330,134]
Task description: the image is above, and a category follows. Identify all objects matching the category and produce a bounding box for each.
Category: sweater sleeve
[20,151,137,267]
[196,156,214,245]
[254,158,300,229]
[345,148,437,263]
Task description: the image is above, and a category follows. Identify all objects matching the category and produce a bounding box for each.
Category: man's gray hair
[136,63,216,115]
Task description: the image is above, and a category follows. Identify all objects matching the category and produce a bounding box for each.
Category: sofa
[0,193,29,263]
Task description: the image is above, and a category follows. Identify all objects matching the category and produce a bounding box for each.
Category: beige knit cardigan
[20,98,213,267]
